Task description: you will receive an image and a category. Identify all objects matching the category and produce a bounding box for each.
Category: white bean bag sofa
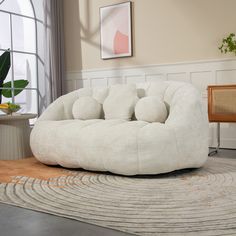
[30,81,209,176]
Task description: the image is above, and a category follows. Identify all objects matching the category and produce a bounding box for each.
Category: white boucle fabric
[30,81,209,175]
[103,84,138,120]
[72,97,102,120]
[135,96,168,123]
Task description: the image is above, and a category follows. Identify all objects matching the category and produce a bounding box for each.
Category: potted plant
[0,50,29,115]
[219,33,236,55]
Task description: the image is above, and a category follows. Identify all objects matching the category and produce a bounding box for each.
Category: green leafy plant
[0,50,29,104]
[219,33,236,55]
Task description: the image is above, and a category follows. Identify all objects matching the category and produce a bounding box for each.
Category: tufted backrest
[77,81,190,108]
[38,81,200,122]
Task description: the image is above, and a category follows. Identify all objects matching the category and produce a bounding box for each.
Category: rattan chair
[208,84,236,156]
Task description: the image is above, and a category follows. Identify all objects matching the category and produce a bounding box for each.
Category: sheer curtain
[44,0,65,102]
[31,0,65,114]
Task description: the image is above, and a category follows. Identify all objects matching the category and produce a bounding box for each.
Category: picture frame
[100,1,132,60]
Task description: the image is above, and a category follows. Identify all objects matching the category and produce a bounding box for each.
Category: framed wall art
[100,1,132,59]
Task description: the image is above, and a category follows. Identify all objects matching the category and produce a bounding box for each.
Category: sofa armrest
[165,84,209,159]
[166,84,207,129]
[38,90,80,121]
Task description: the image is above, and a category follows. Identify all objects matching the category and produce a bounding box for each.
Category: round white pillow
[135,96,168,123]
[72,96,102,120]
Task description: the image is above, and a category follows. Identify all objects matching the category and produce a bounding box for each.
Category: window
[0,0,39,116]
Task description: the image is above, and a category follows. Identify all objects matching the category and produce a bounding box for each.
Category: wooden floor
[0,157,71,183]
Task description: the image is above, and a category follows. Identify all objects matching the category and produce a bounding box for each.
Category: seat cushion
[72,97,102,120]
[135,96,168,123]
[31,119,176,175]
[103,84,138,120]
[31,118,207,175]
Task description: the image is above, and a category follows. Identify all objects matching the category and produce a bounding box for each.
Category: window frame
[0,0,40,116]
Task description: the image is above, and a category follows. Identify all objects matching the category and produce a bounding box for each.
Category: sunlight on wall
[63,0,236,71]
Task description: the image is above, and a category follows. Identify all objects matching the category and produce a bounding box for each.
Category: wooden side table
[0,114,37,160]
[208,85,236,156]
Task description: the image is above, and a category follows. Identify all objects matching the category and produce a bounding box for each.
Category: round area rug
[0,157,236,236]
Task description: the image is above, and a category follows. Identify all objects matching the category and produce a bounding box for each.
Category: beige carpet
[0,157,236,235]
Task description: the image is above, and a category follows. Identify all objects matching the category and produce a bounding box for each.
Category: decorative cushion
[72,96,102,120]
[103,84,138,120]
[135,96,168,123]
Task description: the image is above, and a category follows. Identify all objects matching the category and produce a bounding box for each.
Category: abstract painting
[100,2,132,59]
